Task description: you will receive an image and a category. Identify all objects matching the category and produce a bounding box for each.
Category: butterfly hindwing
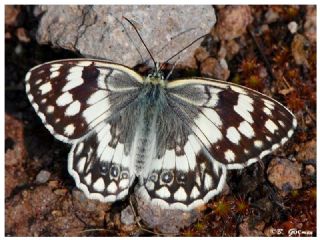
[137,142,227,210]
[68,117,136,202]
[25,59,143,143]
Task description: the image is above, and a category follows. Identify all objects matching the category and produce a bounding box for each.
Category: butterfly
[25,57,297,211]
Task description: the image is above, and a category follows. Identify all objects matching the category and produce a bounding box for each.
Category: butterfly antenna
[159,33,208,71]
[123,17,157,70]
[165,56,182,80]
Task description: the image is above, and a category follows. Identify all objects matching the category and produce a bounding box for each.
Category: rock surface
[267,158,302,193]
[134,189,203,234]
[5,114,28,198]
[34,5,216,68]
[295,139,316,162]
[304,6,316,43]
[121,205,135,226]
[214,6,253,41]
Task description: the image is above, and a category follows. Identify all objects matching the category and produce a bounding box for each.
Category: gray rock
[35,170,51,183]
[121,205,135,225]
[134,187,203,234]
[34,5,216,68]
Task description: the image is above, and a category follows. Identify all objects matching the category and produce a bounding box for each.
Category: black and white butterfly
[25,58,297,211]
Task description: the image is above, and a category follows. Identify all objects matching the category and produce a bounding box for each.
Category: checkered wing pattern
[26,59,143,201]
[25,59,143,143]
[167,79,297,169]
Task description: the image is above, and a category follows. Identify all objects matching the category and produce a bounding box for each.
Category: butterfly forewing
[166,78,297,169]
[25,59,143,143]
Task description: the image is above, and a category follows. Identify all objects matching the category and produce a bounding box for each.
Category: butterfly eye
[110,165,120,178]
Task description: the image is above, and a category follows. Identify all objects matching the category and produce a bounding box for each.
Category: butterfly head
[144,62,166,87]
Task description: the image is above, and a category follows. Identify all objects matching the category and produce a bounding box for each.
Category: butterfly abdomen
[131,92,160,176]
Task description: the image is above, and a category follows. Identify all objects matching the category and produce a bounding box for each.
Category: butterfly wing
[26,59,144,201]
[68,116,137,202]
[25,59,143,143]
[165,78,297,169]
[137,145,227,210]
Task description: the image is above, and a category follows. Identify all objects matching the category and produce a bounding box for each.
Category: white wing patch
[56,91,73,107]
[226,126,241,144]
[39,82,52,95]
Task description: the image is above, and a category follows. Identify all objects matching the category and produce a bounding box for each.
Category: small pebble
[194,47,210,63]
[305,165,315,176]
[260,24,269,34]
[16,27,30,42]
[223,40,240,59]
[48,180,59,188]
[121,205,135,225]
[5,5,20,26]
[267,158,302,193]
[291,34,310,68]
[35,170,51,184]
[215,6,253,41]
[264,226,277,237]
[219,58,228,70]
[134,189,203,234]
[221,182,230,195]
[14,44,22,55]
[288,21,298,34]
[200,57,230,80]
[51,210,63,218]
[53,189,68,196]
